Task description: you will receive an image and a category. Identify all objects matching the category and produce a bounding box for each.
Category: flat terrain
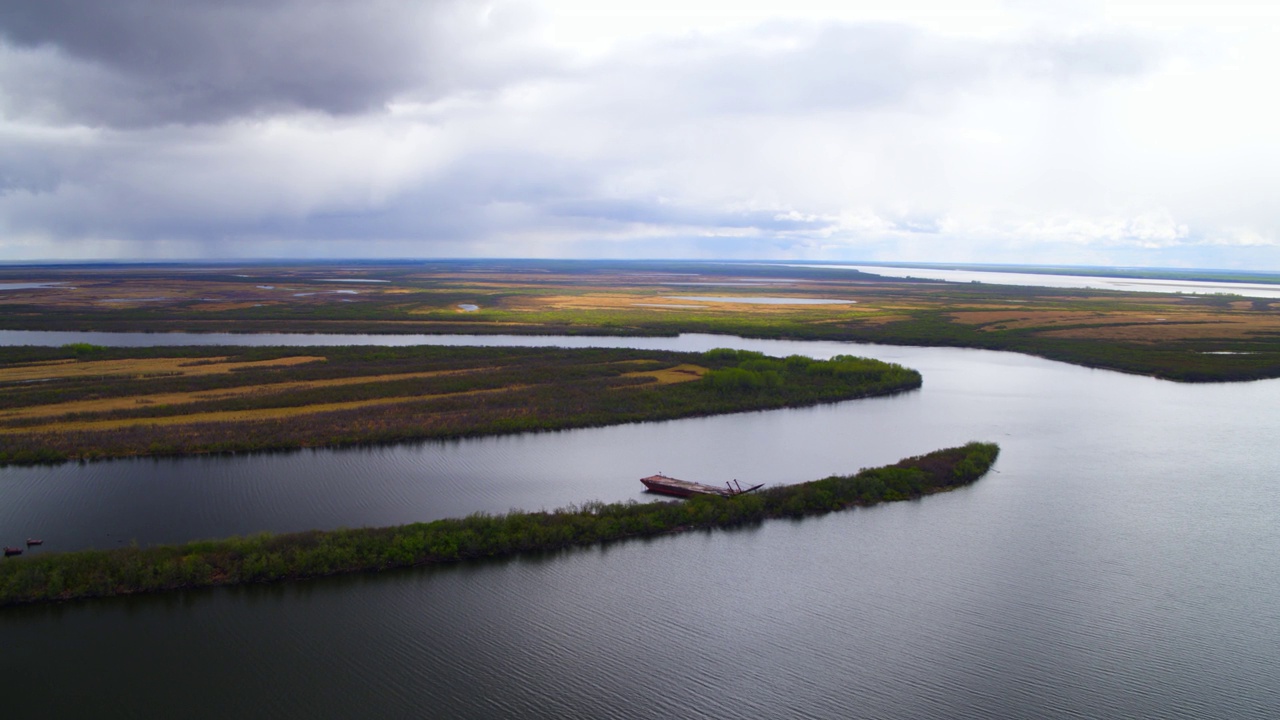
[2,260,1280,380]
[0,344,919,464]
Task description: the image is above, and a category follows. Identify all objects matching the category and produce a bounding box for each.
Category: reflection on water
[2,333,1279,718]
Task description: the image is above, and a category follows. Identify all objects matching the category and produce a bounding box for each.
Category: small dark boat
[640,474,764,499]
[26,538,43,546]
[3,547,22,557]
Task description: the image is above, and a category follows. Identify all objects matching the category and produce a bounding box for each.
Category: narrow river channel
[2,331,1278,719]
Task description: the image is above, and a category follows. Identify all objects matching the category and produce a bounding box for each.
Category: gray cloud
[0,0,554,126]
[5,3,1264,268]
[546,197,832,233]
[1017,31,1154,81]
[0,125,832,252]
[677,24,986,114]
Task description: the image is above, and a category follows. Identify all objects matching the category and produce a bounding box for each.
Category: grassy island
[0,442,998,607]
[0,344,919,465]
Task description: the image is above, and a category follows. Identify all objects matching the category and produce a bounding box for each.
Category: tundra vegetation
[2,260,1279,381]
[0,345,920,465]
[0,442,998,607]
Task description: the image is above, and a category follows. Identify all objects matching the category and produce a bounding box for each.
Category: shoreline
[0,442,998,607]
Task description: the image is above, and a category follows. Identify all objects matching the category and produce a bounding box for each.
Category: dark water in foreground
[2,333,1279,718]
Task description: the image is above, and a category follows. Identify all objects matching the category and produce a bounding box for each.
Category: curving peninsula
[0,443,998,607]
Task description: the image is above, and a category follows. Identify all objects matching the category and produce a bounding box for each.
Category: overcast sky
[2,1,1279,268]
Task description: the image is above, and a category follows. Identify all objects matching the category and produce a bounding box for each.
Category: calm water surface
[2,333,1278,719]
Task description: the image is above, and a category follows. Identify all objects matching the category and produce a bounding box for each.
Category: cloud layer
[1,0,1278,266]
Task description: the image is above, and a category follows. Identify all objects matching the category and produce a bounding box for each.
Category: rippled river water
[2,332,1278,719]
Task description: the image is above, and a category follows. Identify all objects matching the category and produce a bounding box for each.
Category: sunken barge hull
[640,474,763,499]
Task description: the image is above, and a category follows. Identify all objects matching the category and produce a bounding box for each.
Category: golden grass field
[0,367,488,424]
[0,386,526,435]
[0,350,707,436]
[0,355,325,383]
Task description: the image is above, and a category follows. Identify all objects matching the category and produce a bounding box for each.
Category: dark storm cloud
[0,0,551,126]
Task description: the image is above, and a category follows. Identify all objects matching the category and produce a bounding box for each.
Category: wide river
[2,331,1278,719]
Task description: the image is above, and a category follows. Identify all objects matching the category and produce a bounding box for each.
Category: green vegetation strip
[0,443,998,607]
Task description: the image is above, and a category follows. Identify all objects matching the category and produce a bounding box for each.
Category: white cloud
[1,1,1279,266]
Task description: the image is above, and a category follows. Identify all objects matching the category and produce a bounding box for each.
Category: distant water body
[789,264,1280,299]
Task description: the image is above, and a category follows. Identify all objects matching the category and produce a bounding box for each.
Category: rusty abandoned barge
[640,474,764,499]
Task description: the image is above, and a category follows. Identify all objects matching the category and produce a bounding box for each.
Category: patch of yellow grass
[949,310,1098,326]
[946,309,1272,335]
[0,369,488,423]
[1039,320,1280,342]
[2,386,527,434]
[506,293,642,311]
[0,355,325,383]
[810,313,910,326]
[618,363,708,386]
[502,293,858,316]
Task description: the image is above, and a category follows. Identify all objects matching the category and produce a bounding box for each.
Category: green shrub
[0,443,998,607]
